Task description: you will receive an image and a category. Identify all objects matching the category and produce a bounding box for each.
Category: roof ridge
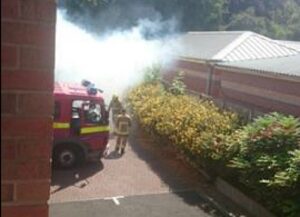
[269,39,300,53]
[213,31,253,60]
[246,33,300,53]
[187,31,247,35]
[215,32,300,62]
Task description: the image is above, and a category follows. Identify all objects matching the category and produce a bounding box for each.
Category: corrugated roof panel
[253,37,272,57]
[276,40,300,51]
[246,38,264,58]
[236,46,249,60]
[218,54,300,77]
[178,31,244,60]
[222,34,299,62]
[238,40,253,58]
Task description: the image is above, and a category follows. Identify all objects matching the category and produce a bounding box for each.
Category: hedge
[127,82,300,217]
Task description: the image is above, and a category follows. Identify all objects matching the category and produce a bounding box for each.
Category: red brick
[1,161,16,180]
[1,0,20,19]
[1,70,54,91]
[16,181,50,201]
[16,139,52,160]
[1,21,55,48]
[1,117,53,137]
[176,60,209,72]
[1,142,16,160]
[1,93,17,114]
[20,47,54,70]
[18,93,54,115]
[220,69,300,97]
[2,205,48,217]
[1,45,18,69]
[16,160,51,180]
[211,80,221,97]
[222,88,300,117]
[184,75,206,93]
[1,183,14,202]
[20,0,56,23]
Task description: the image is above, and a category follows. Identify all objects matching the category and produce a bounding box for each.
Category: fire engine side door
[80,101,108,135]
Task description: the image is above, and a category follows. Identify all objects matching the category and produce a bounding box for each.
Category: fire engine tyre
[53,144,84,169]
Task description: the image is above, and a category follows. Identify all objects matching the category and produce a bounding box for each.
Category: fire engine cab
[53,81,109,169]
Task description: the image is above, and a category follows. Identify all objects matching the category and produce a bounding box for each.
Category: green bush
[228,113,300,217]
[128,83,239,169]
[169,71,186,95]
[127,80,300,217]
[143,64,162,84]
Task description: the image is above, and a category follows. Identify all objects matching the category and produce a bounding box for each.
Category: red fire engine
[53,81,109,169]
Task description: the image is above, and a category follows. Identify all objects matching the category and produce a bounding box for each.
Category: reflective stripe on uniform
[80,126,110,134]
[53,122,70,129]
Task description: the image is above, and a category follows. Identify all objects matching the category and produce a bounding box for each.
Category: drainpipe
[205,61,216,96]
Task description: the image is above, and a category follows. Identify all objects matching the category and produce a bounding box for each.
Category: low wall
[215,178,276,217]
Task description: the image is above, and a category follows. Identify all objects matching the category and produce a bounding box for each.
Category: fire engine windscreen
[55,10,182,101]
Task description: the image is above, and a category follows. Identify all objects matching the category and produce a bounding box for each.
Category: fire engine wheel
[53,144,84,169]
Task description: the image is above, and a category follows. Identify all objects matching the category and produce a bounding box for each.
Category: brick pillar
[1,1,56,217]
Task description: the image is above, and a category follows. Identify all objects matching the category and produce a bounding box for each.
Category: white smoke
[55,10,181,102]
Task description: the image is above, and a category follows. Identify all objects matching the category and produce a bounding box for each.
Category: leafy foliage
[228,113,300,217]
[143,64,162,84]
[127,72,300,217]
[128,82,239,169]
[169,71,186,95]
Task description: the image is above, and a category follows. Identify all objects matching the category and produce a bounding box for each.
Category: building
[164,31,300,118]
[1,1,56,217]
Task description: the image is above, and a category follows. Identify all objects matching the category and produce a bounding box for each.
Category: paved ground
[50,191,219,217]
[49,121,251,217]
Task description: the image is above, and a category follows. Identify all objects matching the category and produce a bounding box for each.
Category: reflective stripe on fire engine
[53,122,70,129]
[80,126,110,134]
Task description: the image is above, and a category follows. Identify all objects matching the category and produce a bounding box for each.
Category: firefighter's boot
[120,148,125,155]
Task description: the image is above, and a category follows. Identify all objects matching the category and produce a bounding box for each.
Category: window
[72,100,102,124]
[84,102,102,124]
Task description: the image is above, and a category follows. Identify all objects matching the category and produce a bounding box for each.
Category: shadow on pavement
[128,120,248,217]
[51,161,104,195]
[103,150,123,160]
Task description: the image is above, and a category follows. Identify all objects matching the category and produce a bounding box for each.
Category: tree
[59,0,300,40]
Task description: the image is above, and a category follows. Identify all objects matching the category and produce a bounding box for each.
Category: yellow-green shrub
[127,83,239,164]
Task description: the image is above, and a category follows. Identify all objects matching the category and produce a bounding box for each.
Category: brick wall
[216,68,300,117]
[166,59,300,118]
[163,60,210,94]
[1,1,56,217]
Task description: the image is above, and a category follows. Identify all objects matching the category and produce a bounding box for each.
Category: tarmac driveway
[49,122,250,217]
[50,127,203,203]
[50,191,218,217]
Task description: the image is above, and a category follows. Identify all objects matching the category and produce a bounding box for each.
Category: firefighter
[86,102,100,123]
[114,108,132,155]
[108,95,123,125]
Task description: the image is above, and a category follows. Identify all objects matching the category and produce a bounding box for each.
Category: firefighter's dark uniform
[115,111,132,154]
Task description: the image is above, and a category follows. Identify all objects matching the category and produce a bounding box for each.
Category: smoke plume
[55,10,181,102]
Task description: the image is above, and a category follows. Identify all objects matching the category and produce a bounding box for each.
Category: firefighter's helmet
[112,94,118,100]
